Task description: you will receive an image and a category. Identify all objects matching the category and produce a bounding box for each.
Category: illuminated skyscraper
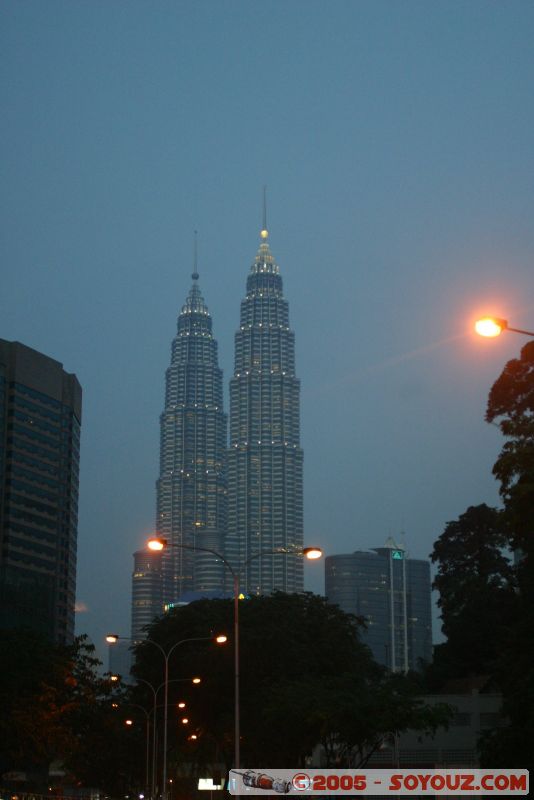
[156,260,227,603]
[227,221,303,593]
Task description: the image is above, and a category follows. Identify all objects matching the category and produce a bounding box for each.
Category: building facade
[131,547,163,642]
[0,339,81,644]
[226,225,304,594]
[325,538,432,671]
[156,269,227,604]
[368,679,503,767]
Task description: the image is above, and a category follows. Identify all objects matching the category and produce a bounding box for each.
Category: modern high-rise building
[156,265,227,604]
[325,538,432,672]
[0,339,81,644]
[131,547,163,641]
[226,222,304,594]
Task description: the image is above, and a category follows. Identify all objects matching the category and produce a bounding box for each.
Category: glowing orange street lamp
[177,702,186,709]
[192,677,201,684]
[181,717,189,725]
[125,719,134,726]
[475,317,534,338]
[147,537,166,551]
[302,546,322,560]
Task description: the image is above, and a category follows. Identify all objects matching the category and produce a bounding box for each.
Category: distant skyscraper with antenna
[155,238,227,602]
[325,537,432,672]
[227,200,304,593]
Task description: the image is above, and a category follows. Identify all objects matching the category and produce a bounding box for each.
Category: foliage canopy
[0,630,143,793]
[481,340,534,770]
[133,592,449,771]
[428,504,516,684]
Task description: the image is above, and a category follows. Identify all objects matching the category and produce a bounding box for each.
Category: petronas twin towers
[155,220,303,603]
[156,263,227,601]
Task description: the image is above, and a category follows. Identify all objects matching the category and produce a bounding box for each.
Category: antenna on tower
[192,230,199,280]
[261,186,268,240]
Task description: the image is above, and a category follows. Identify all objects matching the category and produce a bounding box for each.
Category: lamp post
[129,675,198,799]
[475,317,534,338]
[131,676,158,800]
[106,633,225,800]
[121,702,151,792]
[147,537,322,769]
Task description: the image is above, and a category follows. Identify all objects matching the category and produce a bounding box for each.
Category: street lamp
[130,675,199,800]
[302,546,322,560]
[475,317,534,338]
[147,536,322,769]
[106,633,225,800]
[122,703,151,792]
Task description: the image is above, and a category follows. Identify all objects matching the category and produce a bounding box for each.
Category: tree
[0,628,72,777]
[486,340,534,553]
[479,340,534,770]
[0,630,143,793]
[428,504,517,685]
[262,671,448,769]
[62,637,145,794]
[132,592,449,770]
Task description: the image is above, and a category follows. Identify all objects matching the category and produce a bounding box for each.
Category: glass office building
[226,225,303,594]
[131,547,163,642]
[156,270,227,603]
[325,538,432,671]
[0,339,81,644]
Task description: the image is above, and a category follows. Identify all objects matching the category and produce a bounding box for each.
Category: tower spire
[158,226,226,606]
[228,211,303,596]
[260,186,268,240]
[192,230,199,281]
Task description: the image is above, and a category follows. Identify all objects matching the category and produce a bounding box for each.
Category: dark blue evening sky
[2,1,533,657]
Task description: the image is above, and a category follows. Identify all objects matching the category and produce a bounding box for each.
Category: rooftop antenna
[192,230,199,280]
[261,186,268,240]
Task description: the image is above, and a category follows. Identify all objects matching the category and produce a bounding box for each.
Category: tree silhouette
[133,592,448,770]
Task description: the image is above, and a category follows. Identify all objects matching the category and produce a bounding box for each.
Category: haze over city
[2,1,533,656]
